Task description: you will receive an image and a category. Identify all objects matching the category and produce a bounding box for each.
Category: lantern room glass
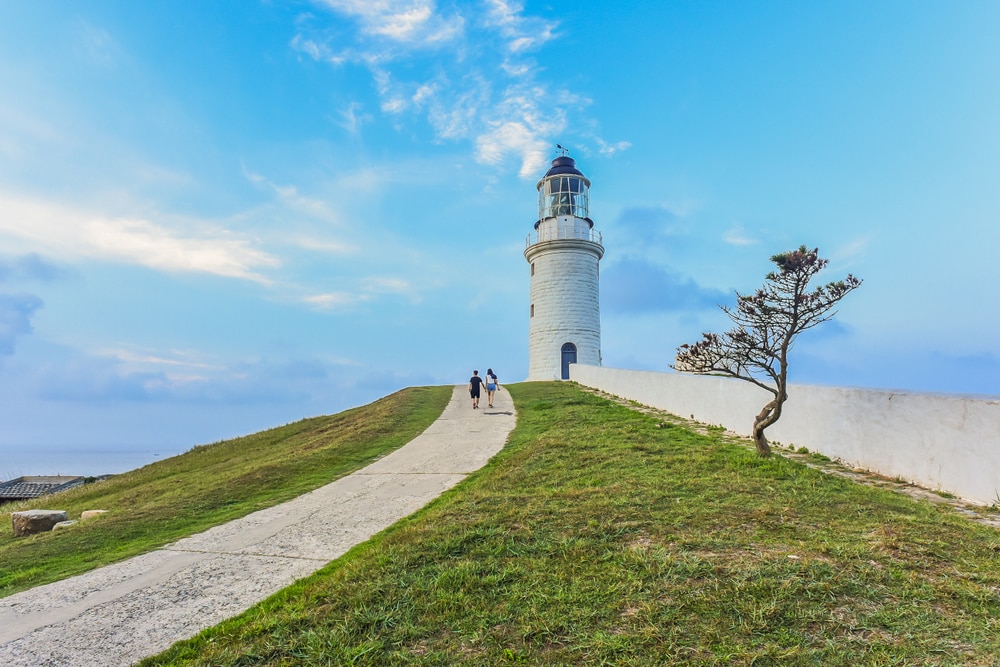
[539,175,589,219]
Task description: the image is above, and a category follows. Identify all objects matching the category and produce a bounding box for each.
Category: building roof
[0,476,85,501]
[543,156,585,178]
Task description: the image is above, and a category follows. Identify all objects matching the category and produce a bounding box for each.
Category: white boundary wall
[570,364,1000,506]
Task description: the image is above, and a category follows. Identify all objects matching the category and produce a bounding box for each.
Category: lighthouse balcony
[526,224,603,248]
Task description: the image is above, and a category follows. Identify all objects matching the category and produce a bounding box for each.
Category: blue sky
[2,1,999,476]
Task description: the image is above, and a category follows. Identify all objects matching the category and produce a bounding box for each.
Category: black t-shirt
[470,376,485,389]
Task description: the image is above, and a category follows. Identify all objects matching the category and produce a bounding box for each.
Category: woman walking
[485,368,499,408]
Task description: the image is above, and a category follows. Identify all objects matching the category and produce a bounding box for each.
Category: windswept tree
[674,246,861,456]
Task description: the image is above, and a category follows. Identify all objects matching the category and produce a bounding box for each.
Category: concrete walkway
[0,385,515,667]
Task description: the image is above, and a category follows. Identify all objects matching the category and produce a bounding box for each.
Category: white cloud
[370,4,433,41]
[302,275,417,311]
[483,0,557,53]
[241,166,343,226]
[362,276,410,292]
[362,276,420,302]
[382,97,408,113]
[830,235,873,265]
[500,59,530,77]
[301,0,594,179]
[91,345,225,389]
[289,235,358,255]
[302,291,365,310]
[315,0,464,47]
[723,224,760,246]
[597,139,633,156]
[427,75,490,139]
[336,102,372,133]
[412,82,437,106]
[476,121,549,178]
[88,218,277,281]
[474,83,567,177]
[290,33,328,61]
[0,194,279,283]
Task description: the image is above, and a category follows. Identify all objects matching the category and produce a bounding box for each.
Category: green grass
[0,385,452,598]
[140,382,1000,666]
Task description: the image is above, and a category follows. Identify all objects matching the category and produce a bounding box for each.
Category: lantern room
[536,156,591,222]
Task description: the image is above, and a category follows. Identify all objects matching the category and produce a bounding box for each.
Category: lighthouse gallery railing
[526,228,603,248]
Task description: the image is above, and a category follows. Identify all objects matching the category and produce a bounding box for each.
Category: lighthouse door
[560,343,577,380]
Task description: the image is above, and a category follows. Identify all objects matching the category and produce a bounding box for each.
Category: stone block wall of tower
[525,240,603,380]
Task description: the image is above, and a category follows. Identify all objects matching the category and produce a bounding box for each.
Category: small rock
[11,509,68,537]
[81,510,109,520]
[53,520,78,531]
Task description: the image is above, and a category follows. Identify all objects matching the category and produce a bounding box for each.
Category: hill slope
[0,385,451,598]
[142,382,1000,666]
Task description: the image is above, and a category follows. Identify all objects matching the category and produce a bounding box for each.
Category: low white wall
[570,364,1000,506]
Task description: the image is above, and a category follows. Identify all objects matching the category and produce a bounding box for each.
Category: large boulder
[11,509,68,537]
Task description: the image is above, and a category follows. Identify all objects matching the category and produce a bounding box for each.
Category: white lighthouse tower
[524,153,604,380]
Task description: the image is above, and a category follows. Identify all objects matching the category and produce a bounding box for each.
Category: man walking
[468,370,485,409]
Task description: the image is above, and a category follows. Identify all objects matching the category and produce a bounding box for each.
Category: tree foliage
[674,246,861,456]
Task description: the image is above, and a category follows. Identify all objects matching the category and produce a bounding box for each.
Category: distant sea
[0,444,189,481]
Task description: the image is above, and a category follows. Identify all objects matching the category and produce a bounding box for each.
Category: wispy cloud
[336,101,373,133]
[830,234,873,266]
[88,218,277,281]
[296,0,609,179]
[723,224,759,246]
[476,119,551,178]
[80,345,226,390]
[597,138,632,156]
[483,0,557,53]
[302,274,417,311]
[242,166,343,226]
[362,275,419,302]
[302,291,363,310]
[314,0,464,47]
[290,33,329,61]
[288,235,358,255]
[0,194,279,283]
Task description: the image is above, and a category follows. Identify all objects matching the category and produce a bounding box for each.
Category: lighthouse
[524,154,604,380]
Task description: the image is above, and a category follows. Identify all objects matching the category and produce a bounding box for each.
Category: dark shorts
[470,388,481,398]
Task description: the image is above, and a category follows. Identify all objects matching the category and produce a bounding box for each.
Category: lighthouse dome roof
[543,156,585,178]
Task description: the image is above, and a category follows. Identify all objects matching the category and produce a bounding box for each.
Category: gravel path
[0,385,515,667]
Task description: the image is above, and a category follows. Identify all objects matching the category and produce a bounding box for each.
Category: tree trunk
[752,395,786,457]
[751,420,771,457]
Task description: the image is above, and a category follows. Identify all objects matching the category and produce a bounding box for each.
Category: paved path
[0,385,515,667]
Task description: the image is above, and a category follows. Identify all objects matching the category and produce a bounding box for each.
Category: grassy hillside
[0,385,452,598]
[142,382,1000,666]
